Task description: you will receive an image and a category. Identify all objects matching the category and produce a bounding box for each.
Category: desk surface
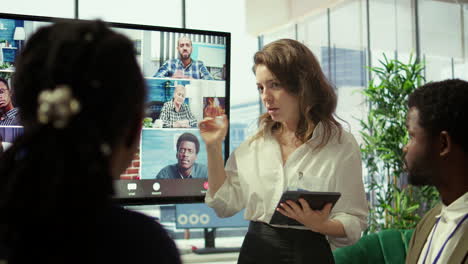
[182,252,238,264]
[176,236,243,264]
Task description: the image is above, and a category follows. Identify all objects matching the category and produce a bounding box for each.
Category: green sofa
[333,229,414,264]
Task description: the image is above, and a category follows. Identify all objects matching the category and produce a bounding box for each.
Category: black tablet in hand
[269,190,341,226]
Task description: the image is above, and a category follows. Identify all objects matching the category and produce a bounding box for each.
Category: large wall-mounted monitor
[0,13,231,205]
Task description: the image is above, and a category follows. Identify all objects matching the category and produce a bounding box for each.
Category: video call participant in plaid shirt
[153,36,213,80]
[159,84,197,128]
[0,77,20,126]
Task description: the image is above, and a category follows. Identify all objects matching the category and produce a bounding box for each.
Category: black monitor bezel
[0,12,231,205]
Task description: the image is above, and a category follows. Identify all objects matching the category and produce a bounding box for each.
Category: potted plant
[360,54,439,233]
[0,62,13,80]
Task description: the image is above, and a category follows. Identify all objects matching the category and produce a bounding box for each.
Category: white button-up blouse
[205,122,368,248]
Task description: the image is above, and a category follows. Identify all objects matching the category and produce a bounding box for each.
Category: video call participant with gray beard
[158,84,197,128]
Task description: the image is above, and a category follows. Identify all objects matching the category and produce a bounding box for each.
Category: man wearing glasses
[156,132,208,179]
[0,77,19,126]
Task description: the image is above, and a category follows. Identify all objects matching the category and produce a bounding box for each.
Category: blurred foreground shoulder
[99,206,182,264]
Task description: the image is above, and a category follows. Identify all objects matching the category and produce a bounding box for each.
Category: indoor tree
[360,54,439,233]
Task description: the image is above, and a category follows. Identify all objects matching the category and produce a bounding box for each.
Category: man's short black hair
[176,132,200,154]
[0,77,9,90]
[408,79,468,154]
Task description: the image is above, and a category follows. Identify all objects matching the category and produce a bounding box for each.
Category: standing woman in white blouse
[199,39,368,264]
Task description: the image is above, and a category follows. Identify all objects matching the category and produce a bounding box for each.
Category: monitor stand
[192,228,241,254]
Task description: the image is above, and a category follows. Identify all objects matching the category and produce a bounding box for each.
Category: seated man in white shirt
[404,79,468,264]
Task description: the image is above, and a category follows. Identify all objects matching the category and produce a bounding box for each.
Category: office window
[419,0,463,81]
[321,47,367,87]
[297,10,329,69]
[454,4,468,80]
[262,23,296,45]
[369,0,415,71]
[328,0,368,144]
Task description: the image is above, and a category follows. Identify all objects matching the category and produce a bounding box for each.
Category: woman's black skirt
[238,221,335,264]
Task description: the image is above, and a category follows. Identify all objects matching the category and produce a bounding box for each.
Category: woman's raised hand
[198,115,229,146]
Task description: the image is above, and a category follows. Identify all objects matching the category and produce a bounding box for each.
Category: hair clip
[84,32,94,42]
[100,143,112,156]
[37,85,81,129]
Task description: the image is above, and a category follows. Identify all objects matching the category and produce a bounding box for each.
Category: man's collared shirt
[154,58,213,80]
[159,100,197,128]
[155,163,208,179]
[417,192,468,264]
[1,142,12,152]
[0,108,20,126]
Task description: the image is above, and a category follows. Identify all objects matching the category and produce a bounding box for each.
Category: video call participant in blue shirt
[154,36,213,80]
[156,132,207,179]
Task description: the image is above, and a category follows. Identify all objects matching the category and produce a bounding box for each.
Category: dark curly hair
[0,20,146,262]
[408,79,468,154]
[0,77,9,90]
[176,132,200,154]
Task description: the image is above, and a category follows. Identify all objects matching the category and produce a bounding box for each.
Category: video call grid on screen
[0,13,231,205]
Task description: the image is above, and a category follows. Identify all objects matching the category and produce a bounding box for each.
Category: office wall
[79,0,182,28]
[0,0,74,18]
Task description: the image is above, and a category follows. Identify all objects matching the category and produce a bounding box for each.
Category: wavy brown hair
[251,39,341,148]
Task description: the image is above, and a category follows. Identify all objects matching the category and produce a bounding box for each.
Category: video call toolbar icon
[127,183,137,191]
[152,182,161,191]
[177,213,211,225]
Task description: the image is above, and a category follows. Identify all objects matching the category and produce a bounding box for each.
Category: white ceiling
[245,0,468,35]
[245,0,346,35]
